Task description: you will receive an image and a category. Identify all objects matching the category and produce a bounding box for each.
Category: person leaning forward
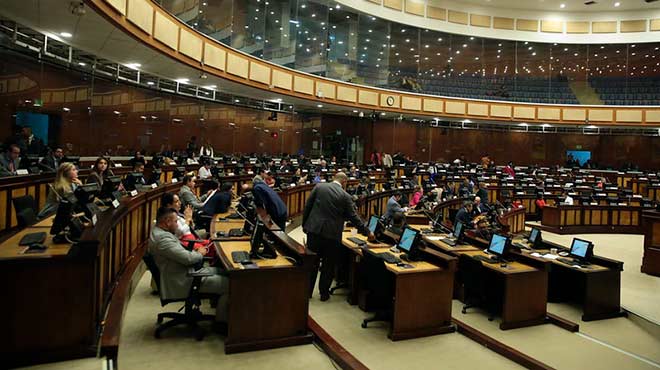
[302,172,374,302]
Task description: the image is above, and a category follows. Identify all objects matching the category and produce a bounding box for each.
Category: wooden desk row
[0,181,183,368]
[541,204,644,234]
[641,210,660,277]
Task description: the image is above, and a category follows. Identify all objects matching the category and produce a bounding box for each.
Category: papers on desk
[531,252,559,260]
[425,236,446,241]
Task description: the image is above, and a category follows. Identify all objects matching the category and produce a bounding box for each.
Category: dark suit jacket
[476,188,489,203]
[455,207,473,227]
[0,153,20,177]
[203,191,231,215]
[303,182,369,241]
[39,156,61,172]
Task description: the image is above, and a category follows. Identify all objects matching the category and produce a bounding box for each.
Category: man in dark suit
[303,172,375,301]
[0,144,21,177]
[203,182,233,216]
[455,201,474,227]
[252,175,288,230]
[39,147,64,172]
[475,182,489,205]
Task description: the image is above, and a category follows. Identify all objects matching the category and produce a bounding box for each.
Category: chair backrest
[361,249,394,309]
[142,252,168,306]
[13,195,37,228]
[459,254,486,300]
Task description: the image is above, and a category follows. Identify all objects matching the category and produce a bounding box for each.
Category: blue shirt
[252,181,288,224]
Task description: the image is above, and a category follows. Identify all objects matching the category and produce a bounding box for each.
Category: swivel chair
[13,195,37,227]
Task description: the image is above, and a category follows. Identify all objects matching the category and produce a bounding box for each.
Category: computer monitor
[488,234,509,257]
[50,195,83,243]
[569,238,593,261]
[397,226,420,257]
[528,227,542,247]
[249,220,276,259]
[368,215,380,234]
[74,183,100,205]
[173,166,186,181]
[100,176,122,199]
[148,169,162,185]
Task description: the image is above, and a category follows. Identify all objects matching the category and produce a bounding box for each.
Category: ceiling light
[77,62,86,66]
[146,81,155,85]
[317,104,323,108]
[60,32,72,38]
[125,63,141,70]
[560,3,566,8]
[175,78,189,83]
[614,2,620,6]
[203,85,217,90]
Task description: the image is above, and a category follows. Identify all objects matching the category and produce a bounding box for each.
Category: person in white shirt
[563,190,574,205]
[198,162,212,179]
[199,140,214,158]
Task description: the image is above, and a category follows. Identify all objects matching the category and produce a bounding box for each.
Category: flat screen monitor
[397,227,419,253]
[528,227,540,244]
[368,215,380,234]
[566,150,591,166]
[453,221,464,239]
[570,238,593,260]
[50,196,76,235]
[488,234,509,256]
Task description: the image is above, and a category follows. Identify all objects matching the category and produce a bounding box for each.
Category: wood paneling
[204,43,226,71]
[423,99,443,113]
[514,106,535,119]
[651,19,660,31]
[563,108,587,121]
[646,110,660,123]
[226,53,249,79]
[467,103,488,116]
[616,110,643,123]
[337,86,358,102]
[427,6,446,21]
[249,62,270,85]
[593,21,617,33]
[517,19,539,32]
[401,96,422,111]
[317,82,336,100]
[404,0,425,16]
[294,76,314,95]
[380,94,400,108]
[538,108,561,121]
[383,0,403,11]
[126,0,153,34]
[566,21,590,34]
[153,12,178,49]
[105,0,126,15]
[491,105,512,118]
[620,20,647,33]
[445,101,466,115]
[541,20,563,33]
[589,109,614,122]
[493,17,515,30]
[179,28,203,61]
[272,70,292,90]
[358,90,379,106]
[470,14,491,28]
[448,11,468,25]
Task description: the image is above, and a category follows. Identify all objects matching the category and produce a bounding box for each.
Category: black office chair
[143,252,218,340]
[459,254,494,321]
[13,195,37,227]
[361,249,395,328]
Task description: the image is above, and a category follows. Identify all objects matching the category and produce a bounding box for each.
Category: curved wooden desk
[641,210,660,277]
[541,204,644,234]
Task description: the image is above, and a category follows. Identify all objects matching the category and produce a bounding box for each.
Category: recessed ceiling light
[60,32,72,38]
[614,2,620,6]
[560,3,566,8]
[125,63,141,70]
[175,78,189,83]
[78,62,86,66]
[146,81,155,85]
[317,104,323,108]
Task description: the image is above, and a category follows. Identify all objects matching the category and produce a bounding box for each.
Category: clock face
[386,96,395,106]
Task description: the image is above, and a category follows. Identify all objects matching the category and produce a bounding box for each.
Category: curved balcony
[84,0,660,126]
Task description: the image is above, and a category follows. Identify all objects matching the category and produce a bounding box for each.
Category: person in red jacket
[503,161,516,178]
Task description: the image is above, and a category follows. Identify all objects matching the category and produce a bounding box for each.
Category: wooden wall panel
[423,99,443,113]
[651,19,660,31]
[517,19,539,32]
[646,110,660,122]
[566,21,589,33]
[514,106,535,119]
[538,108,561,121]
[316,82,336,100]
[593,21,617,33]
[153,12,178,50]
[337,86,358,102]
[293,76,314,95]
[126,0,154,34]
[541,20,563,33]
[445,101,466,115]
[467,103,488,116]
[380,94,400,108]
[249,62,270,85]
[404,0,425,16]
[621,20,647,33]
[359,90,379,106]
[563,108,587,121]
[427,6,446,21]
[204,43,226,71]
[448,11,468,25]
[383,0,403,11]
[470,14,491,28]
[272,70,292,90]
[105,0,127,14]
[401,96,422,111]
[178,29,203,61]
[493,17,515,30]
[589,109,614,122]
[226,53,248,79]
[616,110,643,123]
[491,105,512,118]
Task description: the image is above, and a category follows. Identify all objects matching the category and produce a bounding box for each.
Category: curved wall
[88,0,660,127]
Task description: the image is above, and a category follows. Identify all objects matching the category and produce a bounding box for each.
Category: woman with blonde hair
[38,162,82,218]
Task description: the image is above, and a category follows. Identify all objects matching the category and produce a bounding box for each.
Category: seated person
[123,162,146,190]
[203,182,233,216]
[472,196,488,215]
[312,169,322,184]
[409,185,423,208]
[39,147,64,172]
[0,144,21,177]
[454,201,473,227]
[198,161,212,180]
[347,165,360,179]
[535,194,547,210]
[148,207,227,324]
[129,151,146,168]
[475,182,489,204]
[86,157,116,186]
[38,162,82,218]
[178,175,211,211]
[383,191,407,222]
[458,179,472,198]
[161,193,214,257]
[389,211,407,235]
[562,190,574,205]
